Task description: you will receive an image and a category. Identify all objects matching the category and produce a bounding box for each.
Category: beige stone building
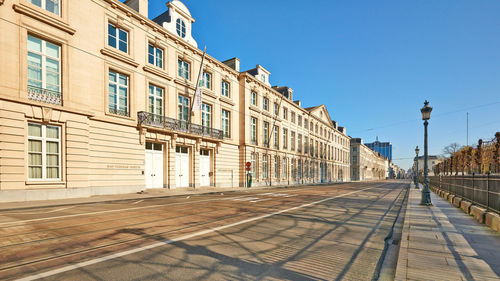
[0,0,351,202]
[238,66,351,187]
[350,138,386,181]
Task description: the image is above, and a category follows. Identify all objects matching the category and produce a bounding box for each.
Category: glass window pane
[27,35,42,52]
[46,167,59,178]
[29,0,42,7]
[28,140,42,152]
[108,34,116,48]
[119,29,127,42]
[29,153,42,165]
[29,167,42,179]
[28,124,42,137]
[46,141,58,153]
[119,41,127,52]
[45,0,59,15]
[119,74,127,86]
[109,71,117,83]
[46,154,58,166]
[46,126,59,139]
[45,42,60,58]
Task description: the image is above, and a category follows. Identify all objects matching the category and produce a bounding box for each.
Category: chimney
[222,58,240,72]
[124,0,148,18]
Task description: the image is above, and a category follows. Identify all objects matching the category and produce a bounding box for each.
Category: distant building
[365,138,392,161]
[350,138,387,181]
[412,156,444,176]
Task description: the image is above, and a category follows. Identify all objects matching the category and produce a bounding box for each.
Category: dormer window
[176,18,186,38]
[260,74,266,83]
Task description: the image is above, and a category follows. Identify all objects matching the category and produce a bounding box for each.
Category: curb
[430,187,500,235]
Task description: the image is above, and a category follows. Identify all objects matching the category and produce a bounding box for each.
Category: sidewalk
[395,186,500,281]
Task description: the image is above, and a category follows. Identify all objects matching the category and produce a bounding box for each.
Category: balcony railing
[109,108,129,117]
[27,85,61,105]
[137,111,223,140]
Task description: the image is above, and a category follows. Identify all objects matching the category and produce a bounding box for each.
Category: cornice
[143,65,172,81]
[174,78,196,91]
[13,3,76,35]
[100,48,139,68]
[219,96,235,106]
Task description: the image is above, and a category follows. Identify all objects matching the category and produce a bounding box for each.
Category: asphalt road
[0,180,408,281]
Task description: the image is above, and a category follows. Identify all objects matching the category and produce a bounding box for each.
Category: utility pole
[466,112,469,146]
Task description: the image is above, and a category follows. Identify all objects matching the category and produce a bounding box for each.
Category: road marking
[250,198,272,203]
[232,197,260,201]
[131,200,144,205]
[0,195,250,227]
[1,206,75,215]
[15,186,373,281]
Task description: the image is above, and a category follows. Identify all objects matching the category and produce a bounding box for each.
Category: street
[0,181,408,281]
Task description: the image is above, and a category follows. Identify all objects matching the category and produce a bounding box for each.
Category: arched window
[176,18,186,38]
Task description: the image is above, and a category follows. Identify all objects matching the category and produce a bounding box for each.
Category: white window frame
[274,156,279,178]
[250,117,257,144]
[262,154,268,179]
[283,107,288,120]
[176,18,186,38]
[250,91,257,106]
[282,128,288,149]
[148,84,163,116]
[108,70,129,116]
[263,121,269,147]
[274,126,279,149]
[221,109,230,138]
[178,59,190,80]
[263,97,269,111]
[27,123,61,181]
[201,72,211,89]
[148,43,163,68]
[282,157,287,179]
[221,80,230,98]
[27,35,61,93]
[274,103,279,116]
[29,0,60,16]
[108,23,128,53]
[202,103,212,129]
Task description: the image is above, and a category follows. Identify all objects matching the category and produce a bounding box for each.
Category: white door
[176,146,190,188]
[199,149,210,186]
[145,142,163,189]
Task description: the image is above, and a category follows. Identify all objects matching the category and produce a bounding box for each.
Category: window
[274,156,279,178]
[221,109,230,138]
[29,0,60,16]
[262,154,268,179]
[148,84,163,116]
[28,123,60,180]
[178,59,189,79]
[108,23,128,53]
[282,128,288,149]
[108,70,129,116]
[298,116,302,126]
[176,18,186,38]
[250,117,257,144]
[147,44,163,68]
[304,118,308,129]
[283,107,288,120]
[291,159,295,180]
[291,112,296,123]
[250,91,257,106]
[201,72,211,89]
[263,97,269,111]
[291,131,296,151]
[221,81,230,98]
[298,160,302,179]
[178,95,190,122]
[274,103,279,115]
[201,103,211,128]
[263,121,269,147]
[274,126,279,149]
[250,153,256,178]
[282,157,287,179]
[27,35,61,95]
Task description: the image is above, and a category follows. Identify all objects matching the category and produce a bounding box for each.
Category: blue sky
[147,0,500,170]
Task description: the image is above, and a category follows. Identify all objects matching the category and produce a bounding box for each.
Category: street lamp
[414,146,420,188]
[420,100,433,205]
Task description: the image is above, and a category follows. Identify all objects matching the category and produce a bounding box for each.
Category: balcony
[27,85,61,105]
[137,111,223,140]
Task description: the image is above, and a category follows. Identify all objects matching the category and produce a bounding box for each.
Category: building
[365,138,392,161]
[350,138,387,181]
[0,0,351,202]
[412,155,443,176]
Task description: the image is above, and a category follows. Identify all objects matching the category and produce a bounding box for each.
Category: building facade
[413,155,443,177]
[0,0,350,202]
[365,139,392,161]
[350,138,387,181]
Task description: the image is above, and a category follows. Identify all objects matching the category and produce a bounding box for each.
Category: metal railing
[27,85,61,105]
[109,108,129,117]
[429,174,500,214]
[137,111,223,140]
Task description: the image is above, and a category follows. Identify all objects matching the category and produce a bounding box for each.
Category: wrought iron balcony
[27,85,61,105]
[137,111,223,140]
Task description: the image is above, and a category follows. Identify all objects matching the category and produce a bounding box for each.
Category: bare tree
[442,142,462,157]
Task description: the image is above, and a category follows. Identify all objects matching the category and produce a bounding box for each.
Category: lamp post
[420,100,433,205]
[414,146,420,188]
